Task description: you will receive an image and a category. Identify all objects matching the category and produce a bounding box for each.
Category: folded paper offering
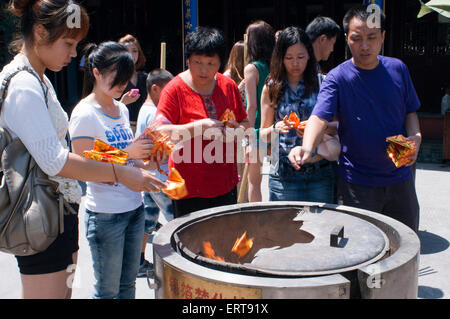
[386,135,416,168]
[83,139,129,165]
[161,167,188,200]
[285,111,300,128]
[284,111,307,131]
[219,108,237,128]
[136,123,175,175]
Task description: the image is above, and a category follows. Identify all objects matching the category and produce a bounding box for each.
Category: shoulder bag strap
[0,65,49,114]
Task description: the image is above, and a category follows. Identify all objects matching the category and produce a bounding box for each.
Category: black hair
[82,41,135,97]
[185,26,226,67]
[343,5,386,35]
[267,26,318,105]
[306,16,341,42]
[146,68,174,94]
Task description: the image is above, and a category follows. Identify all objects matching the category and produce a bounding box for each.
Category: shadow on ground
[416,162,450,172]
[419,230,449,255]
[418,286,444,299]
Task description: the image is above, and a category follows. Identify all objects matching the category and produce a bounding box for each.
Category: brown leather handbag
[0,66,75,256]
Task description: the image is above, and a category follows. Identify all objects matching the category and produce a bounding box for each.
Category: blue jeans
[143,192,173,234]
[85,205,145,299]
[269,162,334,203]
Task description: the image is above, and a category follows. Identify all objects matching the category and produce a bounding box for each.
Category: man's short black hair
[185,26,226,66]
[146,68,174,94]
[306,16,341,42]
[343,5,386,35]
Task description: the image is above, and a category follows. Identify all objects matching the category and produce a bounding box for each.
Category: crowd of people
[0,0,422,299]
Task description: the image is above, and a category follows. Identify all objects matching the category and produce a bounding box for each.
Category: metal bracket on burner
[330,225,345,247]
[147,274,159,290]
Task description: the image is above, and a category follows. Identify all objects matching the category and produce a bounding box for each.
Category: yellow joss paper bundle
[386,135,416,168]
[136,123,175,175]
[83,139,129,165]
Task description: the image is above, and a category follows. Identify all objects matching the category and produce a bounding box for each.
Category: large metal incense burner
[152,202,420,299]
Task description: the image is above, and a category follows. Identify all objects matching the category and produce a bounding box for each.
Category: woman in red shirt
[156,27,250,218]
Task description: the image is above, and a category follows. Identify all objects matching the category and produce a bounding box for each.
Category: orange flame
[202,231,254,263]
[202,241,225,262]
[231,231,254,258]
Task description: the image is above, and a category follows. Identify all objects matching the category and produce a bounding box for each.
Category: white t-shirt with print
[69,99,142,213]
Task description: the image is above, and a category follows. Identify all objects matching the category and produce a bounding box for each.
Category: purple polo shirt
[312,56,420,187]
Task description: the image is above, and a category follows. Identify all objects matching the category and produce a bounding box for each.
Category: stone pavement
[0,161,449,299]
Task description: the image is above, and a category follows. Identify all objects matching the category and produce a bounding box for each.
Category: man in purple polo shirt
[296,5,422,233]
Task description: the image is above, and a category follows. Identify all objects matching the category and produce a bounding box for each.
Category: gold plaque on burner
[163,263,262,299]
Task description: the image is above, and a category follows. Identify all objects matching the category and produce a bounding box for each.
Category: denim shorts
[269,160,334,203]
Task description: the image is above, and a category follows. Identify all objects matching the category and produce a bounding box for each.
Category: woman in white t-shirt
[69,41,159,299]
[1,0,166,300]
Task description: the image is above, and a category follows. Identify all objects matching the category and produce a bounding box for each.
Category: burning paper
[202,241,225,262]
[386,135,416,168]
[231,231,254,259]
[202,231,254,263]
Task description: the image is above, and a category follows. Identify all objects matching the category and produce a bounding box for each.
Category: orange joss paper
[386,135,416,168]
[161,167,188,200]
[284,111,300,128]
[287,111,301,127]
[83,139,129,165]
[219,108,237,127]
[231,231,254,259]
[283,111,307,131]
[136,123,175,176]
[93,139,128,157]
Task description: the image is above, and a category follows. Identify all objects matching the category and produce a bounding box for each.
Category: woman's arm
[120,89,140,105]
[57,152,166,193]
[244,64,259,129]
[324,120,338,136]
[259,84,276,144]
[68,138,166,191]
[260,85,296,141]
[157,118,224,143]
